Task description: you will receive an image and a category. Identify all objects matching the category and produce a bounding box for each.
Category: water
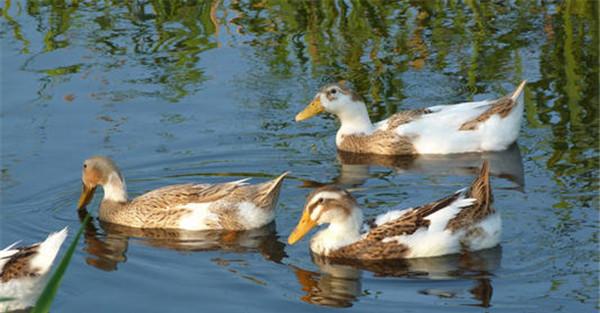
[1,1,598,312]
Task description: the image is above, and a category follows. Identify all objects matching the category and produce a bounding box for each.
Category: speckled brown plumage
[327,239,411,260]
[1,245,40,282]
[338,131,417,155]
[99,183,219,228]
[446,160,493,232]
[385,108,431,130]
[336,108,431,155]
[250,172,287,209]
[366,192,462,241]
[98,173,288,230]
[459,97,516,131]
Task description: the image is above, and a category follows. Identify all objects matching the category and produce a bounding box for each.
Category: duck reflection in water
[77,209,287,272]
[303,144,524,190]
[292,247,501,308]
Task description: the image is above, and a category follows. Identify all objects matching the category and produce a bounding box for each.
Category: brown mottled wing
[460,81,526,131]
[338,132,417,155]
[250,172,288,209]
[365,192,462,241]
[1,244,40,282]
[131,182,242,210]
[459,97,515,131]
[128,182,244,227]
[385,108,432,130]
[329,239,411,260]
[337,109,430,156]
[446,161,494,232]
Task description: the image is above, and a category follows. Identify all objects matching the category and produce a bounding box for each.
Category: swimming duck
[288,161,499,259]
[296,81,526,155]
[1,227,68,311]
[77,156,288,230]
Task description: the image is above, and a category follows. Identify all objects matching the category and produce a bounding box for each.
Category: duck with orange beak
[296,81,526,155]
[78,156,289,230]
[288,161,500,260]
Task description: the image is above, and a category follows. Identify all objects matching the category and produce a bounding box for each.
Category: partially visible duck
[77,156,288,230]
[296,81,526,155]
[288,161,500,259]
[1,227,68,311]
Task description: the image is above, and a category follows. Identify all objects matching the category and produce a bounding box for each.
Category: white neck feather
[310,209,363,256]
[103,172,128,202]
[334,101,373,144]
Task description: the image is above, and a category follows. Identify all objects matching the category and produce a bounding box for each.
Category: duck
[1,227,68,311]
[77,156,288,230]
[288,161,500,260]
[295,81,526,155]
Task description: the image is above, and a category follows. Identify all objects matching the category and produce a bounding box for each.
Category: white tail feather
[29,227,68,275]
[230,178,252,186]
[0,242,21,270]
[511,80,527,102]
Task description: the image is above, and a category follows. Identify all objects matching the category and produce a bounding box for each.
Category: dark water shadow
[291,247,501,308]
[77,209,287,272]
[302,144,524,190]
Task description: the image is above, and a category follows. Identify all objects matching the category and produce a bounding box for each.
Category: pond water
[1,1,598,312]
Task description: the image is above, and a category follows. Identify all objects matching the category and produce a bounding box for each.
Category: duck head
[288,186,362,245]
[78,156,127,209]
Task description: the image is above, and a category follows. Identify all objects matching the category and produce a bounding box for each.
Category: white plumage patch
[462,213,502,251]
[393,97,524,154]
[178,202,218,230]
[373,208,412,226]
[310,210,364,255]
[103,173,128,202]
[237,201,274,229]
[0,242,21,270]
[381,196,502,258]
[29,227,68,274]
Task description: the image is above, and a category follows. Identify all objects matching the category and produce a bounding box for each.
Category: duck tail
[35,227,69,273]
[265,172,289,197]
[445,161,495,232]
[511,80,527,102]
[469,160,493,211]
[255,172,289,210]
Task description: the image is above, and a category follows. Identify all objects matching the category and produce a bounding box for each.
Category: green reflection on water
[3,0,220,100]
[2,0,599,190]
[0,0,598,309]
[230,0,598,199]
[0,1,597,198]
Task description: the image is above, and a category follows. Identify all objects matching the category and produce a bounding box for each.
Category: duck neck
[335,102,374,144]
[102,172,128,203]
[311,209,364,256]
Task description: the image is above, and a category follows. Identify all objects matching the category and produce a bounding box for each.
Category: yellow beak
[78,183,96,209]
[288,209,317,245]
[295,97,324,122]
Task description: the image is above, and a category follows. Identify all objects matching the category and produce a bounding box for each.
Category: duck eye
[330,88,337,94]
[83,164,87,169]
[317,198,324,204]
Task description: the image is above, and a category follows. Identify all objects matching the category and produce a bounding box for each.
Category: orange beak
[77,183,96,209]
[288,209,317,244]
[295,97,324,122]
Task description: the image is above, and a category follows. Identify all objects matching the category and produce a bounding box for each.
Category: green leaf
[31,213,91,313]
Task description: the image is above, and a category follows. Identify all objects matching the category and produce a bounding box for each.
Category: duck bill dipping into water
[77,156,288,231]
